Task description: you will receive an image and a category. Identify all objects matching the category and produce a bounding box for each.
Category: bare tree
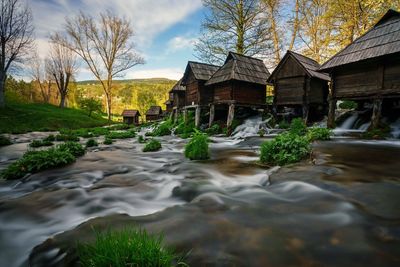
[46,42,77,108]
[52,11,145,120]
[30,50,53,103]
[0,0,34,107]
[195,0,272,64]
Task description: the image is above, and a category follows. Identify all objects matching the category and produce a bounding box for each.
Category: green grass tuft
[29,139,54,148]
[289,118,307,135]
[55,134,80,142]
[106,130,136,139]
[307,127,332,141]
[138,135,146,143]
[0,135,12,146]
[143,139,162,152]
[77,228,185,267]
[57,142,86,157]
[86,139,99,148]
[103,138,113,145]
[184,131,209,160]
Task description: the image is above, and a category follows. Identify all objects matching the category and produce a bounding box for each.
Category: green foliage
[0,148,76,180]
[58,142,86,157]
[289,118,307,135]
[55,134,80,142]
[43,135,56,142]
[78,97,103,117]
[205,124,222,136]
[143,139,162,152]
[0,135,12,146]
[106,130,136,139]
[86,139,99,148]
[307,127,332,141]
[339,100,357,110]
[60,127,110,138]
[260,133,311,166]
[258,129,266,137]
[103,138,113,145]
[109,124,131,131]
[137,135,146,143]
[362,128,388,140]
[184,131,209,160]
[77,228,184,267]
[278,120,290,129]
[0,102,109,134]
[151,120,173,136]
[29,139,54,148]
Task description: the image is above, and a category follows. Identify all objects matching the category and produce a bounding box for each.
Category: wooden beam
[195,106,201,128]
[227,103,235,128]
[327,73,336,128]
[209,104,215,127]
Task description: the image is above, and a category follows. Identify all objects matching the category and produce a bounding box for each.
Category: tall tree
[46,42,77,108]
[30,51,53,103]
[52,11,145,120]
[0,0,34,107]
[195,0,272,64]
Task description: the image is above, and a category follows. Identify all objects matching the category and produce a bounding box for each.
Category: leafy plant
[137,135,146,143]
[55,134,80,142]
[103,138,113,145]
[78,97,103,117]
[0,135,12,146]
[307,127,332,141]
[205,124,222,135]
[278,120,290,129]
[362,128,388,140]
[289,118,307,135]
[339,100,357,110]
[77,228,185,267]
[29,139,54,148]
[260,133,311,166]
[43,134,56,142]
[58,142,86,157]
[143,139,162,152]
[106,130,136,139]
[86,139,99,148]
[184,131,209,160]
[258,129,266,137]
[151,120,173,136]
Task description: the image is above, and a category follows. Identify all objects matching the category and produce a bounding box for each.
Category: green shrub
[260,133,311,166]
[0,135,12,146]
[258,129,266,137]
[362,128,388,140]
[86,139,98,148]
[55,134,80,142]
[184,131,209,160]
[29,139,54,148]
[307,127,332,141]
[58,142,86,157]
[0,148,76,180]
[289,118,307,135]
[152,121,172,136]
[138,135,146,143]
[103,138,113,145]
[77,228,185,267]
[143,139,162,152]
[109,124,131,131]
[205,124,222,135]
[78,97,103,117]
[339,100,357,110]
[60,127,110,138]
[43,134,55,142]
[278,120,290,129]
[106,130,136,139]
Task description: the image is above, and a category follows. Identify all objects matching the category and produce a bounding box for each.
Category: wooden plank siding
[185,71,199,105]
[233,81,265,105]
[275,76,305,105]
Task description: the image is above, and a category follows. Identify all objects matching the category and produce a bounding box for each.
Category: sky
[31,0,206,81]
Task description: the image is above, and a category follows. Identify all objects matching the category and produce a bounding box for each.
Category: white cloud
[167,36,198,53]
[126,68,183,80]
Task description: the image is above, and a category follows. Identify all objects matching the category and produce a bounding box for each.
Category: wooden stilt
[371,98,383,129]
[183,109,188,124]
[227,104,235,128]
[302,104,309,124]
[209,104,215,127]
[327,98,336,128]
[195,106,201,128]
[174,109,179,123]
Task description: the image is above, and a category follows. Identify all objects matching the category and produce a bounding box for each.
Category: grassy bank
[0,102,110,134]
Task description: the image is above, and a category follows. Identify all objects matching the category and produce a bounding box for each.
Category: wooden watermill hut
[122,110,140,125]
[170,78,186,121]
[205,52,270,127]
[267,51,330,122]
[145,106,163,122]
[320,9,400,129]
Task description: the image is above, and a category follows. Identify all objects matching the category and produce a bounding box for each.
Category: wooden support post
[327,76,336,129]
[371,98,383,129]
[195,106,201,128]
[183,109,188,124]
[209,104,215,127]
[302,104,309,123]
[227,104,235,128]
[174,109,179,124]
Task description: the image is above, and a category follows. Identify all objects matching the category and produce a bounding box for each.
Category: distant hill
[76,78,177,85]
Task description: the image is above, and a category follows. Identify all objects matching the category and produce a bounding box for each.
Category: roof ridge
[188,61,220,67]
[288,50,320,65]
[228,51,264,62]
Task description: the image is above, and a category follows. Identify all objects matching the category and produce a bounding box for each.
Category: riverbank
[0,102,110,134]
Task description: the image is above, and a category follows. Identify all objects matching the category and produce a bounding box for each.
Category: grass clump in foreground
[106,130,136,140]
[1,142,85,180]
[29,139,54,148]
[77,228,185,267]
[307,127,332,141]
[86,139,98,148]
[260,133,311,166]
[0,135,12,146]
[289,118,307,135]
[143,139,162,152]
[103,138,113,145]
[185,131,209,160]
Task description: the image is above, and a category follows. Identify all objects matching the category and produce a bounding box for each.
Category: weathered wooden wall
[309,79,328,104]
[233,81,265,105]
[185,71,199,105]
[173,91,185,109]
[275,77,305,105]
[213,82,233,102]
[146,115,160,121]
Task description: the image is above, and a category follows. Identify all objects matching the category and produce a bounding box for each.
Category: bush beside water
[185,131,209,160]
[106,130,136,139]
[29,139,54,148]
[77,228,185,267]
[307,127,332,141]
[143,139,162,152]
[86,139,99,147]
[0,135,12,146]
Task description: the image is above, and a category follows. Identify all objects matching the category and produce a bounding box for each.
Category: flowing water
[0,127,400,267]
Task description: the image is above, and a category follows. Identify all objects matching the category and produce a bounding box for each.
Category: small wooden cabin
[267,51,330,122]
[181,61,220,106]
[122,109,140,125]
[319,9,400,128]
[171,78,186,110]
[205,52,270,127]
[164,98,173,113]
[146,106,163,122]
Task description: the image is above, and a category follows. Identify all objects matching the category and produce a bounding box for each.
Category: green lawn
[0,102,111,134]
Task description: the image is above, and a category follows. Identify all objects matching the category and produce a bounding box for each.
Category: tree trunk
[0,75,5,108]
[371,98,382,129]
[59,93,66,108]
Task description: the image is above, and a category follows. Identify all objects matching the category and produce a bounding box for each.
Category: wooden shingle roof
[320,9,400,71]
[171,78,185,92]
[182,61,220,84]
[122,110,140,117]
[206,52,270,86]
[146,106,162,116]
[268,51,330,82]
